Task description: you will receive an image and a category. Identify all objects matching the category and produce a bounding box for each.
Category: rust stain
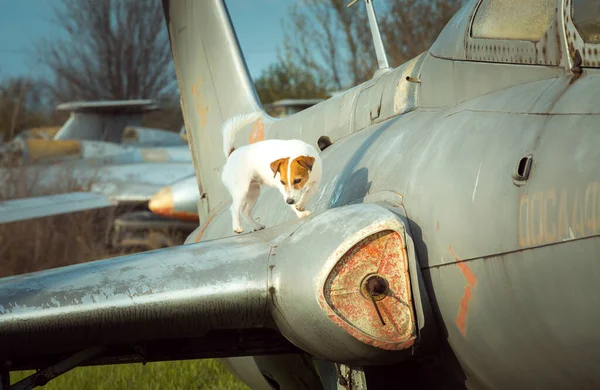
[249,118,265,144]
[448,246,477,337]
[191,78,209,128]
[317,230,416,350]
[151,207,199,222]
[194,213,217,242]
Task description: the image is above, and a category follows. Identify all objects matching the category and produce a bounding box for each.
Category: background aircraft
[0,99,198,251]
[1,0,599,389]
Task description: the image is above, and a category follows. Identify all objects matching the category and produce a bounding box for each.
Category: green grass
[10,359,250,390]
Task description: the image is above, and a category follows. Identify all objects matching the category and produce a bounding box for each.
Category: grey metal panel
[165,0,600,388]
[0,192,114,224]
[424,235,600,389]
[547,72,600,113]
[0,233,271,360]
[163,0,264,221]
[418,54,562,109]
[192,59,600,370]
[266,99,325,107]
[429,0,478,60]
[170,174,201,214]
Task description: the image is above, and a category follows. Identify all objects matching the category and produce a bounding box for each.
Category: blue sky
[0,0,299,82]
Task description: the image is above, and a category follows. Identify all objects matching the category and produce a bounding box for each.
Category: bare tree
[254,55,330,105]
[0,78,51,142]
[35,0,177,103]
[279,0,464,91]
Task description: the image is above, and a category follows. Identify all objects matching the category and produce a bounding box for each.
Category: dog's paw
[234,227,244,234]
[297,210,312,218]
[253,224,265,231]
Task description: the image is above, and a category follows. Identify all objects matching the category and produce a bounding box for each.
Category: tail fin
[162,0,265,220]
[222,112,262,158]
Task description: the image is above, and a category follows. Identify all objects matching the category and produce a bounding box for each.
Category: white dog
[220,112,322,234]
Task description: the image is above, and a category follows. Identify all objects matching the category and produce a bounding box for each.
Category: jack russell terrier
[220,112,322,234]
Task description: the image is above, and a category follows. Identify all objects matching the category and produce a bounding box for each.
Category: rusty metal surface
[268,204,424,366]
[318,230,416,351]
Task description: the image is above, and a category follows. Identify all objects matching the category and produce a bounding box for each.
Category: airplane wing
[0,203,426,383]
[0,192,114,224]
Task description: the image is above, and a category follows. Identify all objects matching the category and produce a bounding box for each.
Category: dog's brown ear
[295,156,315,171]
[270,158,287,178]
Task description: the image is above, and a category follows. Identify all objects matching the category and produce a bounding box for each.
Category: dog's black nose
[286,198,295,204]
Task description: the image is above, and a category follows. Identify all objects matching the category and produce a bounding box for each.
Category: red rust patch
[448,246,477,337]
[317,230,416,351]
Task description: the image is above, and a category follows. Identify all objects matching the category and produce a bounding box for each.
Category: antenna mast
[348,0,389,70]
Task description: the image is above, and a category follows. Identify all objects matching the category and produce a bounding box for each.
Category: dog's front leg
[292,205,311,218]
[230,204,244,234]
[293,182,318,218]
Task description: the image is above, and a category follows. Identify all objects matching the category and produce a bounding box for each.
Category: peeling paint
[317,224,416,351]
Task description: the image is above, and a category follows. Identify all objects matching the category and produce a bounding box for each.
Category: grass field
[10,359,250,390]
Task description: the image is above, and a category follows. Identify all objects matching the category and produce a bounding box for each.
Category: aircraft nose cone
[149,187,174,216]
[286,198,295,204]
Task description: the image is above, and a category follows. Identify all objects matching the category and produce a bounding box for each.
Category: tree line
[0,0,462,143]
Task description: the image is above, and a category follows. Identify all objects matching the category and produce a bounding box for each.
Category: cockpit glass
[471,0,555,41]
[573,0,600,43]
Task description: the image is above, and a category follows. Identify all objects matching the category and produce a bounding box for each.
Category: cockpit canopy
[430,0,600,68]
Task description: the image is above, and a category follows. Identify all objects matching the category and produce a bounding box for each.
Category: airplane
[0,100,194,200]
[0,100,199,251]
[0,0,599,389]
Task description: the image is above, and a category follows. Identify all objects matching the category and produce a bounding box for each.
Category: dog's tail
[222,112,263,158]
